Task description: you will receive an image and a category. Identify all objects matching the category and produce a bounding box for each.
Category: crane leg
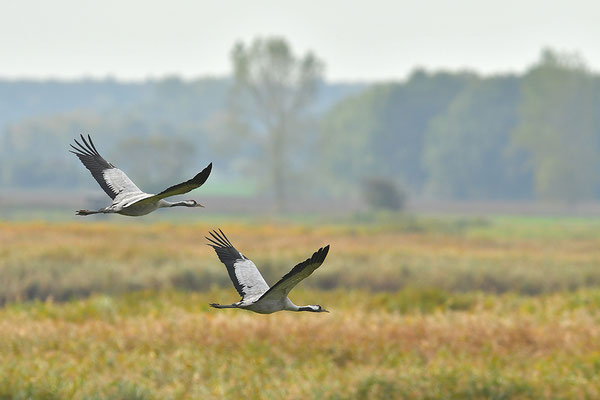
[209,303,238,309]
[76,209,102,216]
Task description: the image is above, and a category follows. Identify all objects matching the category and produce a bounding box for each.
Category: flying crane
[70,134,212,216]
[207,229,330,314]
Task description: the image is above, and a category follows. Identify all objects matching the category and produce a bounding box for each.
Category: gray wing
[206,229,270,301]
[137,162,212,203]
[258,245,330,302]
[70,134,144,200]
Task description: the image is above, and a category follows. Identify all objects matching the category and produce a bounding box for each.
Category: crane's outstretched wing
[70,134,143,200]
[144,162,212,201]
[258,245,330,302]
[206,229,270,301]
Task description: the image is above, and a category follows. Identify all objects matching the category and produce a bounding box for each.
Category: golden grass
[2,217,600,398]
[1,290,600,399]
[2,218,600,303]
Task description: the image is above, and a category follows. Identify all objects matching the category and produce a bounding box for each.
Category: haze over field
[2,1,600,214]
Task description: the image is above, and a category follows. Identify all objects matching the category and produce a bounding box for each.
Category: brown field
[1,216,600,398]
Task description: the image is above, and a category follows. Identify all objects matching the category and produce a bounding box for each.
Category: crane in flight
[207,229,330,314]
[70,134,212,217]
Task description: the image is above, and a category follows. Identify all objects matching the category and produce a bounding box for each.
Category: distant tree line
[1,42,599,205]
[322,49,600,203]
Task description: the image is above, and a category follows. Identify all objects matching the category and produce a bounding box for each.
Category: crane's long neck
[158,200,194,208]
[284,299,319,312]
[284,299,301,312]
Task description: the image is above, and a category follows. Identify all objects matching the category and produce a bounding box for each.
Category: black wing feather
[258,245,330,301]
[152,163,212,200]
[206,229,247,297]
[69,134,119,199]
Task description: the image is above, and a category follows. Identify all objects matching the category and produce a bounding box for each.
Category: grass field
[1,215,600,399]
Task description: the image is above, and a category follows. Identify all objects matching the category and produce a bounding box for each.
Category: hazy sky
[1,0,598,82]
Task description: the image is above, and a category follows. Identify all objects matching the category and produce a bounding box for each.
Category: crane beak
[321,308,330,313]
[195,203,205,208]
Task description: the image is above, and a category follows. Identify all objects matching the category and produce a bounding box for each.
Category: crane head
[189,200,204,208]
[309,305,329,313]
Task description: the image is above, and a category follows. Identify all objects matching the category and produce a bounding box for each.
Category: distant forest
[1,48,599,204]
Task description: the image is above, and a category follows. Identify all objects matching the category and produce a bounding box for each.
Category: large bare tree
[228,37,324,212]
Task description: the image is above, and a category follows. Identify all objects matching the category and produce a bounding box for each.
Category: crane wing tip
[320,245,330,260]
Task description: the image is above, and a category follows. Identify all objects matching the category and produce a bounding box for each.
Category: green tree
[319,85,391,196]
[227,37,324,212]
[423,76,532,199]
[377,70,474,191]
[511,50,600,202]
[320,71,472,198]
